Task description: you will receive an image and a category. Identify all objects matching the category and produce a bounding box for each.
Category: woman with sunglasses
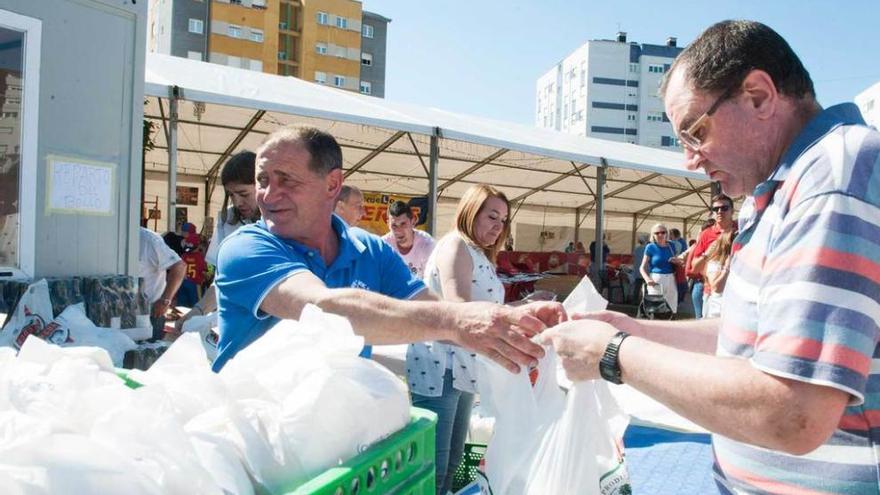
[639,223,683,313]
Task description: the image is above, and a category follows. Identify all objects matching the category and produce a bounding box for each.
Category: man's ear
[326,169,343,199]
[741,69,778,120]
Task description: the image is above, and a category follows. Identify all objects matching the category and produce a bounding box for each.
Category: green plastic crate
[279,408,437,495]
[117,371,436,495]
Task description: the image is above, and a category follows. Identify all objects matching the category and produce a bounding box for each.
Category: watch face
[599,356,621,384]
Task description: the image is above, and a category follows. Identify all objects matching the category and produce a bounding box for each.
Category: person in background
[688,194,737,315]
[630,233,648,303]
[639,223,682,313]
[685,218,715,319]
[409,184,510,495]
[176,151,260,332]
[589,234,611,267]
[139,227,186,340]
[701,231,734,318]
[381,200,435,279]
[669,228,689,307]
[540,20,880,493]
[334,184,365,227]
[564,241,575,253]
[574,241,585,253]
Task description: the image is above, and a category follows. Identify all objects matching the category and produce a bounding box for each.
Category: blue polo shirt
[212,215,427,371]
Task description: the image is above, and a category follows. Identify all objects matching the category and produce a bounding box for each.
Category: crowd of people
[131,20,880,494]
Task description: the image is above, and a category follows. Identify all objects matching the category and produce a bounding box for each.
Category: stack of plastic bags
[0,304,410,495]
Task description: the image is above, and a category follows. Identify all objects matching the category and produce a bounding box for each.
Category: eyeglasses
[653,231,667,235]
[710,205,731,213]
[678,84,738,151]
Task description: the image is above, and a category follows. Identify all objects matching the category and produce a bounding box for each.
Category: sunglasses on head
[710,205,731,213]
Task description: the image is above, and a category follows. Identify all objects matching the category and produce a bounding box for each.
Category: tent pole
[428,128,440,236]
[631,214,637,252]
[574,208,580,245]
[167,87,180,233]
[595,160,607,275]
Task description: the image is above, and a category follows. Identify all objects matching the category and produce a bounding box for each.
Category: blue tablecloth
[623,424,720,495]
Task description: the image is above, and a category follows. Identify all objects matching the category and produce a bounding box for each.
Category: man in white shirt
[138,227,186,340]
[381,200,435,278]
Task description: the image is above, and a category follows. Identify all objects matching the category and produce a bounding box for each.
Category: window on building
[360,81,372,95]
[227,55,241,68]
[647,111,664,122]
[277,51,287,60]
[315,43,327,55]
[661,136,680,147]
[187,51,202,61]
[279,21,288,30]
[335,16,348,29]
[229,0,241,4]
[249,59,263,71]
[335,46,346,58]
[188,18,203,34]
[627,114,636,121]
[362,24,374,38]
[251,0,266,8]
[629,63,639,73]
[333,75,346,87]
[0,12,40,277]
[316,12,328,25]
[361,52,372,66]
[250,29,264,43]
[315,71,326,84]
[648,64,664,73]
[227,25,242,38]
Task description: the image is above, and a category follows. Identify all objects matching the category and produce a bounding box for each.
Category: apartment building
[536,32,683,149]
[148,0,388,96]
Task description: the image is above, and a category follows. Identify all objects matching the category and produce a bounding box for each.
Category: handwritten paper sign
[47,158,115,215]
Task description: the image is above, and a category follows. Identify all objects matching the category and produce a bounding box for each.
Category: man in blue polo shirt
[213,126,564,373]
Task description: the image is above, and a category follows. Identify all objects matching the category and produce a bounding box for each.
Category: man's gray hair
[337,184,362,203]
[258,125,343,175]
[660,20,815,102]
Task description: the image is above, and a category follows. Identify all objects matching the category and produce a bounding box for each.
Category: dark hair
[219,151,256,225]
[661,20,815,102]
[388,200,412,219]
[258,126,342,175]
[711,193,734,209]
[702,218,716,230]
[337,185,362,203]
[670,228,682,239]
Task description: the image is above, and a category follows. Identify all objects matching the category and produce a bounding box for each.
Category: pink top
[381,229,436,279]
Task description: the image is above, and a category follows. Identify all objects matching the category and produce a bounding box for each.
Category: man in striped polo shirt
[540,20,880,494]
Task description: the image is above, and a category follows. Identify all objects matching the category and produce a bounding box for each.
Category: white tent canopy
[142,54,717,253]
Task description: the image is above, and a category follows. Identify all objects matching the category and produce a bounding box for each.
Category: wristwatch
[599,331,630,385]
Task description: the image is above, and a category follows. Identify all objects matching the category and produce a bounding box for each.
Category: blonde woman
[639,223,683,313]
[702,231,735,318]
[407,184,509,495]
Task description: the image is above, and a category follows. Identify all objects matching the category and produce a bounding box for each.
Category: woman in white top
[175,151,260,331]
[702,230,734,318]
[408,184,509,495]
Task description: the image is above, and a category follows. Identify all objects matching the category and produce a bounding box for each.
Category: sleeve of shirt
[376,239,426,300]
[152,233,181,271]
[753,192,880,404]
[216,229,310,320]
[205,221,223,267]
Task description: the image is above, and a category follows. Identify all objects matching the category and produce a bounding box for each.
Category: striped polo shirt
[714,103,880,494]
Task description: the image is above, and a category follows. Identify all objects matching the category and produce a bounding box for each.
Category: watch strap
[599,331,630,385]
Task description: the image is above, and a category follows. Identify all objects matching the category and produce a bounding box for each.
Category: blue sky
[365,0,880,125]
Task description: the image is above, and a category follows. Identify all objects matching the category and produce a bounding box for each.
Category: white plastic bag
[476,347,630,495]
[180,312,220,362]
[0,279,54,349]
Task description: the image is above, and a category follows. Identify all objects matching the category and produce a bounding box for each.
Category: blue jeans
[411,369,475,495]
[692,281,705,319]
